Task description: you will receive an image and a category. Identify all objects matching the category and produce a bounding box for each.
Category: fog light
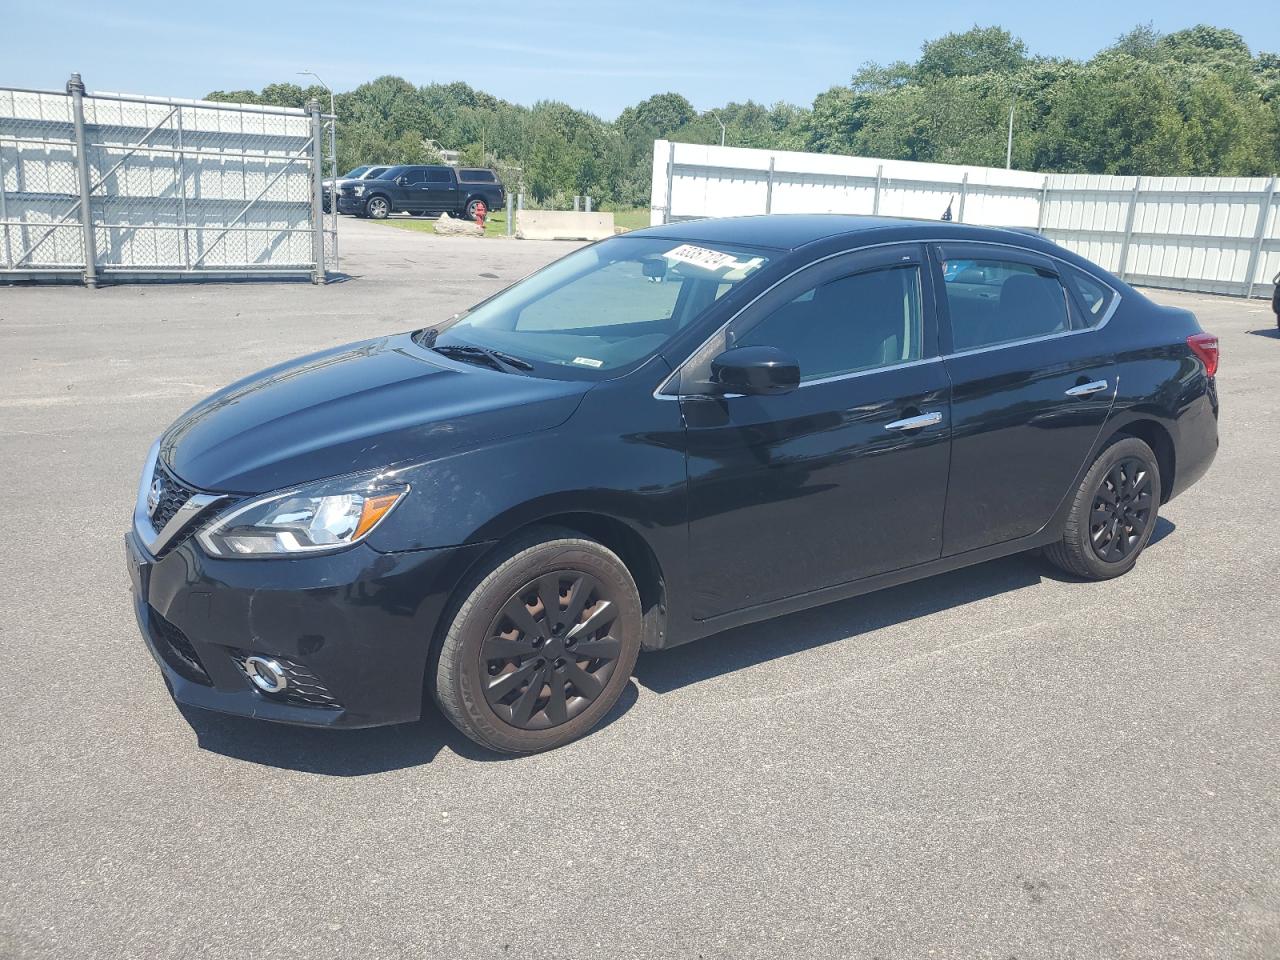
[244,656,288,694]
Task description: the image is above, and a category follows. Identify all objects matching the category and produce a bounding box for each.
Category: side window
[425,167,453,183]
[942,258,1069,351]
[401,168,428,185]
[1062,266,1117,327]
[734,265,923,382]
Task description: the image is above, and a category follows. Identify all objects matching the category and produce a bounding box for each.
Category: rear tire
[1043,436,1161,580]
[464,197,483,221]
[433,529,642,754]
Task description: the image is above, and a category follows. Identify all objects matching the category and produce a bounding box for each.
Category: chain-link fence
[0,74,337,284]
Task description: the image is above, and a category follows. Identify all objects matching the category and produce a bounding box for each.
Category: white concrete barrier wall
[651,140,1279,299]
[516,210,614,241]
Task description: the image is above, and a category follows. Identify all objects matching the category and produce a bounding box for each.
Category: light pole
[709,110,726,147]
[299,71,337,264]
[1005,98,1016,170]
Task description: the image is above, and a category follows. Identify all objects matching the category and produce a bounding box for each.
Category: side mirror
[709,345,800,396]
[396,176,408,185]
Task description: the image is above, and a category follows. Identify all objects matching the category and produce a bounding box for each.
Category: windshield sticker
[663,244,754,272]
[572,356,604,368]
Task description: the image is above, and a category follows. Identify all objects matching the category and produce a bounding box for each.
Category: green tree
[616,93,696,140]
[208,21,1280,209]
[917,25,1029,78]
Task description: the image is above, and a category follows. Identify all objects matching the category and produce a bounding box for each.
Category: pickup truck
[322,165,390,213]
[336,165,506,221]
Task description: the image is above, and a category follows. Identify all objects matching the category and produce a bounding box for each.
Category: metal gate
[0,74,336,284]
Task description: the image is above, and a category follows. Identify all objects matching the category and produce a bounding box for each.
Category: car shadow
[636,517,1177,696]
[180,682,640,775]
[184,519,1175,773]
[1247,326,1279,339]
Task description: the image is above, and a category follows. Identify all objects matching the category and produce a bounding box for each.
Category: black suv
[337,165,505,220]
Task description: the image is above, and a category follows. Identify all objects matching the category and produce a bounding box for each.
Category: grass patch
[374,213,511,237]
[366,207,650,238]
[608,208,651,231]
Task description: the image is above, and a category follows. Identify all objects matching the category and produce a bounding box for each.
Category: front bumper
[126,529,490,728]
[336,195,364,214]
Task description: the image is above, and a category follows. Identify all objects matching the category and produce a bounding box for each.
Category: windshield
[428,237,771,377]
[341,166,370,179]
[363,167,388,179]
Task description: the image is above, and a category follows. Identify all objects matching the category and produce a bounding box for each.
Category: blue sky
[6,0,1278,118]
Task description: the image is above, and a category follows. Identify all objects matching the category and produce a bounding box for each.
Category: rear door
[679,244,952,619]
[424,166,460,214]
[934,243,1117,555]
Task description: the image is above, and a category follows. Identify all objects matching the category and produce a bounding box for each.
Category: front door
[933,243,1117,555]
[396,167,431,213]
[679,244,952,620]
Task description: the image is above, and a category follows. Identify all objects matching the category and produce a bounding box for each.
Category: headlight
[352,184,365,196]
[197,474,408,558]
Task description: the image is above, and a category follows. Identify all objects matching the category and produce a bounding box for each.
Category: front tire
[433,529,642,754]
[365,195,390,220]
[1044,436,1161,580]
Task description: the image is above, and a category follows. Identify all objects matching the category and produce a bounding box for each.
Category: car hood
[160,335,590,493]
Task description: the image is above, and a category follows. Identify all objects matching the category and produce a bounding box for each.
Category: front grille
[149,609,213,685]
[149,460,197,533]
[231,651,343,710]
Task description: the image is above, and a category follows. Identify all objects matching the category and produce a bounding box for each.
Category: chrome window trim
[794,356,943,390]
[655,237,1123,399]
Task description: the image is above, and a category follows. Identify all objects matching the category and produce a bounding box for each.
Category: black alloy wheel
[1043,435,1162,580]
[433,530,642,754]
[481,571,622,729]
[1089,457,1153,562]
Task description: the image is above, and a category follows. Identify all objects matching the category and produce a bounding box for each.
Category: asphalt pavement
[1,216,1277,959]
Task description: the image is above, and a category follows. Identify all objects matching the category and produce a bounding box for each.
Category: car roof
[626,214,1057,253]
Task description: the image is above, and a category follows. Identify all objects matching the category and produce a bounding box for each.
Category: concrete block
[517,211,615,241]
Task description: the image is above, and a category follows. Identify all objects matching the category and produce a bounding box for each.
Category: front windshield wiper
[413,327,533,373]
[431,342,533,374]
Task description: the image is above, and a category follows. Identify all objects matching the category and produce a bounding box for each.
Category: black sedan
[125,216,1219,754]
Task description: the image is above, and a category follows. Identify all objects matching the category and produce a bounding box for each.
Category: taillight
[1187,333,1218,377]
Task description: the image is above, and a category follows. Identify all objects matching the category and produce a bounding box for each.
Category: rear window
[941,258,1070,351]
[1063,266,1118,327]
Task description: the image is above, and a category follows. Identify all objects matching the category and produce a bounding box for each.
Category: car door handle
[1065,380,1109,398]
[884,411,943,431]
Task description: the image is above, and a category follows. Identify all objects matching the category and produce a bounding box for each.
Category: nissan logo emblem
[146,476,164,518]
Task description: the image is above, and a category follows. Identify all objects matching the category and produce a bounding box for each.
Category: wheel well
[1114,420,1176,502]
[519,513,668,650]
